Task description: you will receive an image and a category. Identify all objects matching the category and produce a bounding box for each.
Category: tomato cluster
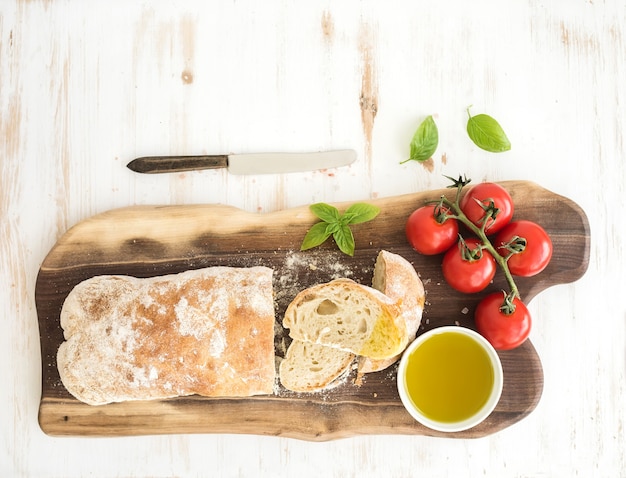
[405,178,553,350]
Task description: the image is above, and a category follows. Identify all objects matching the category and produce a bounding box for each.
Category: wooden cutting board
[35,181,590,440]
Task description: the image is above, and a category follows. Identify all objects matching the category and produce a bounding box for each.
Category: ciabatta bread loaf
[358,250,425,373]
[282,278,407,360]
[57,266,276,406]
[279,340,355,393]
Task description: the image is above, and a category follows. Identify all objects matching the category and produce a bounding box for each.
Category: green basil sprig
[300,202,380,256]
[401,115,439,163]
[466,106,511,153]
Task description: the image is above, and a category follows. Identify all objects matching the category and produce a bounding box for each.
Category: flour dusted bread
[282,278,407,360]
[279,251,424,392]
[358,250,425,373]
[279,341,355,393]
[57,266,276,406]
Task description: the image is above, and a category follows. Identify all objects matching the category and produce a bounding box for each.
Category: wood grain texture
[35,181,589,440]
[4,0,626,475]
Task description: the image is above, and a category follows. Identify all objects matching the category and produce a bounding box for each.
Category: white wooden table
[1,1,624,476]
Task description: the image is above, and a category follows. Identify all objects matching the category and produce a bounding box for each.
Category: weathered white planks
[1,0,625,476]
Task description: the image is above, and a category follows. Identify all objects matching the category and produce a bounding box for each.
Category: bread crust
[358,250,425,373]
[57,266,276,405]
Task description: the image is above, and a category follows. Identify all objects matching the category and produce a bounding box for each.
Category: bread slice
[57,266,276,406]
[358,250,425,373]
[282,278,407,360]
[279,340,355,392]
[279,251,424,391]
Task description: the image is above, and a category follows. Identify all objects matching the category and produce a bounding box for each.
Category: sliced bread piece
[279,340,355,392]
[282,278,407,360]
[358,250,425,373]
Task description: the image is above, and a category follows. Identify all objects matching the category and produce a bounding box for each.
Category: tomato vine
[436,175,521,302]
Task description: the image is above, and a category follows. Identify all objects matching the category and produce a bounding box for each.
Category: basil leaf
[343,203,380,224]
[325,221,341,235]
[300,222,332,251]
[310,203,340,223]
[466,109,511,152]
[300,201,380,256]
[402,115,438,163]
[333,224,355,256]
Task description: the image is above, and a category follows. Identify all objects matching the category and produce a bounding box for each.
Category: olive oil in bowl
[397,326,503,432]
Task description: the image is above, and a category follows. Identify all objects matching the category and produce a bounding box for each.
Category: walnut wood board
[35,180,590,440]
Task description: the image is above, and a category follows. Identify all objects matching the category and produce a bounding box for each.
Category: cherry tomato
[474,292,532,350]
[495,220,553,277]
[442,238,496,293]
[405,205,458,255]
[459,182,514,235]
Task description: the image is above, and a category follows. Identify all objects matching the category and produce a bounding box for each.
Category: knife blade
[126,150,356,175]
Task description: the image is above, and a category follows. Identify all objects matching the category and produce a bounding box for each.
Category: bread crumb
[354,372,364,386]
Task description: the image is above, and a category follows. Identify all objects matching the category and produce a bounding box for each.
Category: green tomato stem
[441,188,521,301]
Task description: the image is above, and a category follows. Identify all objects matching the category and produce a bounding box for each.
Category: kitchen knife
[126,149,356,175]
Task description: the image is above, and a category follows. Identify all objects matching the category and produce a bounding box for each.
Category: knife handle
[127,155,229,174]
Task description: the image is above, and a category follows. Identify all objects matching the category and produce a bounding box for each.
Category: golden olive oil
[405,330,495,423]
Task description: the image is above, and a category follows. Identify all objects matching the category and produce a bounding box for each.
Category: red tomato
[495,220,553,277]
[459,182,514,235]
[442,238,496,293]
[405,205,458,255]
[475,292,532,350]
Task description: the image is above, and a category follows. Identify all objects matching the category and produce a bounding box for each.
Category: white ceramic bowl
[397,326,503,432]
